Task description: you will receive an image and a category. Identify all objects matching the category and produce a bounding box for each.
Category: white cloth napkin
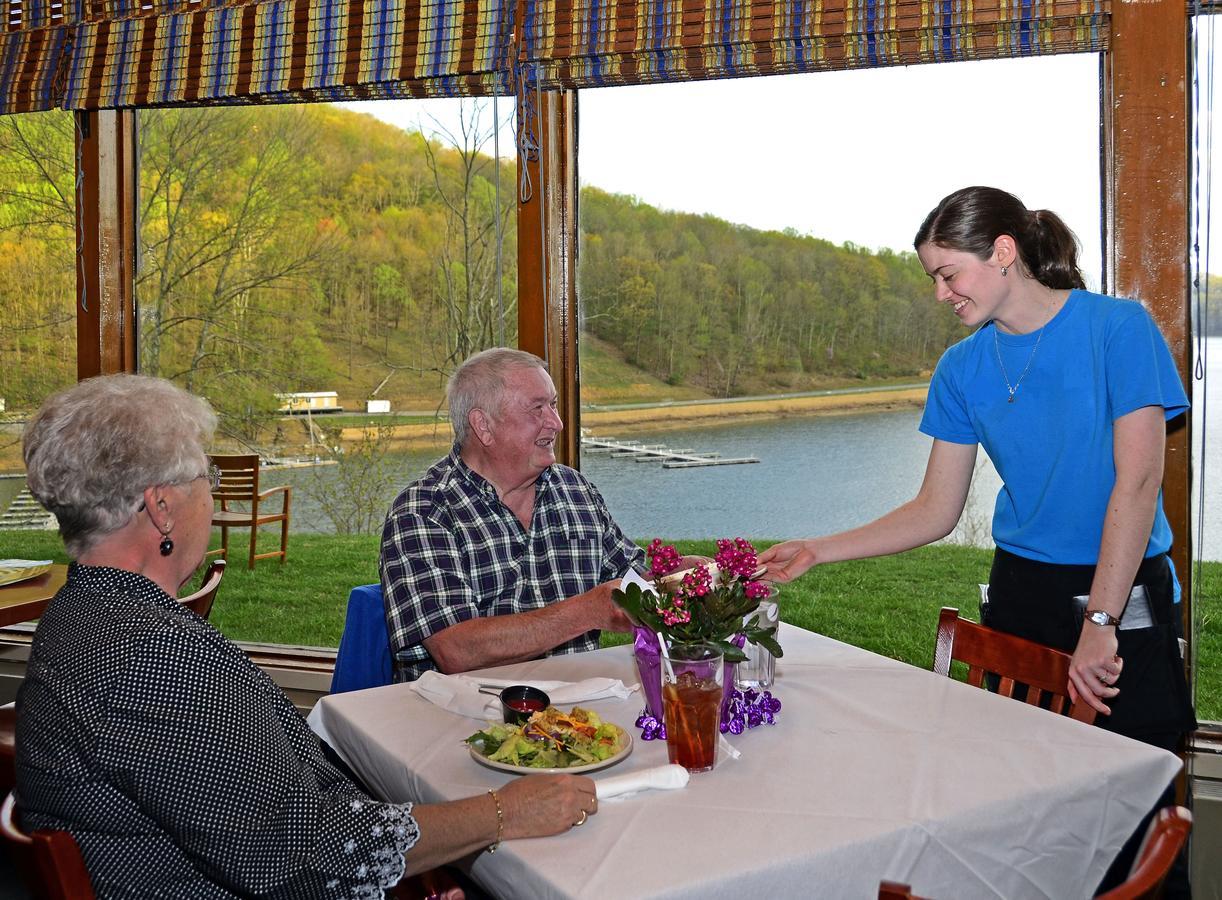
[409,671,638,720]
[595,764,689,800]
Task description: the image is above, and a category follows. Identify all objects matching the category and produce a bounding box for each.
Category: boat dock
[581,436,758,468]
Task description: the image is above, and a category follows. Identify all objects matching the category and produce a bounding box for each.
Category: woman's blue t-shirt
[919,290,1188,564]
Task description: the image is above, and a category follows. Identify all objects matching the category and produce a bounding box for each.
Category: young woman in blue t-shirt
[759,185,1193,740]
[760,186,1195,892]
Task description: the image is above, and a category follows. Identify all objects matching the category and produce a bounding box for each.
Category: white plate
[469,728,633,776]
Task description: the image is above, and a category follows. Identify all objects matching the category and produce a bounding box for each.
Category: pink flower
[679,564,712,600]
[745,580,771,600]
[647,539,682,579]
[714,537,759,580]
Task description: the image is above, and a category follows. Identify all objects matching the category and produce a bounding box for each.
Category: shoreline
[345,385,930,449]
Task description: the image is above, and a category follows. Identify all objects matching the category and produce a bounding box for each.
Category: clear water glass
[735,598,779,689]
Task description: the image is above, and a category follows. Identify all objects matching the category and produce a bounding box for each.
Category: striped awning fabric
[2,0,514,112]
[0,0,1109,114]
[521,0,1110,89]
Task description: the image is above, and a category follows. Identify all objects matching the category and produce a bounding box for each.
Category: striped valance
[1,0,513,112]
[521,0,1111,89]
[1,0,1110,114]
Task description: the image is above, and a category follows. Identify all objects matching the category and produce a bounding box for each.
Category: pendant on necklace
[1007,393,1016,404]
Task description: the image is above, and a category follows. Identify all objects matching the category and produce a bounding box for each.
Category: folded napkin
[410,671,638,720]
[596,764,689,800]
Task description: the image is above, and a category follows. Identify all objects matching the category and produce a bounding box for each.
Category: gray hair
[23,374,217,558]
[446,348,547,446]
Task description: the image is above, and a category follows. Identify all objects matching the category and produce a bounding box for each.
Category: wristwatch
[1084,609,1122,627]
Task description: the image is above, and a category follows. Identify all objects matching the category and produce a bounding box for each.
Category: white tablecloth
[307,626,1181,899]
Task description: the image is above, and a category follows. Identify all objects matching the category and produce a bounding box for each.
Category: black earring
[159,532,174,556]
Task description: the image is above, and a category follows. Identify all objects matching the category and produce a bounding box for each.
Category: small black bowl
[499,685,551,725]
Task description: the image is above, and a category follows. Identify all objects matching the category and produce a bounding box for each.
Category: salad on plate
[465,706,628,770]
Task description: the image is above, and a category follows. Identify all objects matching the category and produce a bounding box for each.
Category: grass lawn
[5,530,1220,722]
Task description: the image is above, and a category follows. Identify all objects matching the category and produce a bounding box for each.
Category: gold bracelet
[487,789,504,853]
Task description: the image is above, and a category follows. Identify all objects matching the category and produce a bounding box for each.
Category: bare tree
[419,100,517,366]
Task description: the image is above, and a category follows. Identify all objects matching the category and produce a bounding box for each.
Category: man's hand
[1067,623,1123,715]
[756,539,817,583]
[582,579,635,632]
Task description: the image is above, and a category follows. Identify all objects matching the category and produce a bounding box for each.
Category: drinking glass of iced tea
[662,643,723,773]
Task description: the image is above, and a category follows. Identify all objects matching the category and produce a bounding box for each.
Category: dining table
[308,624,1182,900]
[0,563,67,628]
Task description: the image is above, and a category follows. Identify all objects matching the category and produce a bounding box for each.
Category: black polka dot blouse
[15,564,419,898]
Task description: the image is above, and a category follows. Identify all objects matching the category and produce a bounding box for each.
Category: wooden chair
[933,607,1096,724]
[1,790,95,900]
[1096,806,1192,900]
[208,454,291,569]
[878,881,926,899]
[179,560,225,619]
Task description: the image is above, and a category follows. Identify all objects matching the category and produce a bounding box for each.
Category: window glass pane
[134,100,515,647]
[579,55,1100,539]
[0,110,77,568]
[575,55,1106,665]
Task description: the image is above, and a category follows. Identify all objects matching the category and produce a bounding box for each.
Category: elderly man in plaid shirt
[380,348,647,682]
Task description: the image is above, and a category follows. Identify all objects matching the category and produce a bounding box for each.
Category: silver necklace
[993,301,1054,404]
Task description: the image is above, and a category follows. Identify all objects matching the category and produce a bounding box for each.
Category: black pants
[985,548,1195,896]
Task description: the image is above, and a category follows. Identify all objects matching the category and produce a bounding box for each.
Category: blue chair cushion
[330,584,393,694]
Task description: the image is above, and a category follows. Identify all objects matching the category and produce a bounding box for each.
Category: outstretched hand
[756,539,817,583]
[1067,624,1123,715]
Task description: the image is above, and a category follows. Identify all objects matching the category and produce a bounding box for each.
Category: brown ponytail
[914,186,1085,290]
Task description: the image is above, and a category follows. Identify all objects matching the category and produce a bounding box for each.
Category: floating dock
[581,436,758,468]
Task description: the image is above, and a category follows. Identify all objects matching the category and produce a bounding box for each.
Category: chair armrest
[258,485,291,512]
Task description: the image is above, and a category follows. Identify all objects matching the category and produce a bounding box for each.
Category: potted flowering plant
[612,537,783,665]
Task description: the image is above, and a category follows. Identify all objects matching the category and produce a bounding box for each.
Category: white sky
[338,26,1222,291]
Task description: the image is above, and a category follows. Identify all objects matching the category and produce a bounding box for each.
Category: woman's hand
[756,540,817,583]
[499,774,598,839]
[1067,624,1123,715]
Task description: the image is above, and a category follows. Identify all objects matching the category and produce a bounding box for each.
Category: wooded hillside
[1,102,971,435]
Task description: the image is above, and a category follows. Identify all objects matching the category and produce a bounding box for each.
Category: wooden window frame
[67,11,1197,678]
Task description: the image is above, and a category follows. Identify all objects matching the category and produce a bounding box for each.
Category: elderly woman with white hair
[16,374,598,898]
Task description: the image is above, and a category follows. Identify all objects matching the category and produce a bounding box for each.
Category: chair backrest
[933,607,1096,724]
[1096,806,1192,900]
[1,791,96,900]
[330,584,394,694]
[179,560,225,619]
[209,454,262,503]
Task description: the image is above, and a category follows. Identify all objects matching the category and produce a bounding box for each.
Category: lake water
[273,336,1222,560]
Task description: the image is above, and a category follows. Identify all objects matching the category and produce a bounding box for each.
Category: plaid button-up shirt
[380,446,645,682]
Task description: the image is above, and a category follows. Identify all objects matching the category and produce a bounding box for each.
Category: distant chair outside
[933,607,1096,725]
[1,791,95,900]
[180,560,225,619]
[330,584,394,694]
[208,454,291,570]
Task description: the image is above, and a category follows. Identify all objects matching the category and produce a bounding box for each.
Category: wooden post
[1101,8,1193,661]
[75,109,138,379]
[517,88,581,468]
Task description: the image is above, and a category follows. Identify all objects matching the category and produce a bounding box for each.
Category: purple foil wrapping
[634,628,746,729]
[633,626,664,721]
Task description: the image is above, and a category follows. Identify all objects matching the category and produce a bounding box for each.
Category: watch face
[1087,611,1118,627]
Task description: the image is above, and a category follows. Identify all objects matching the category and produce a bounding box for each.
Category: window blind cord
[536,74,549,357]
[1189,10,1213,727]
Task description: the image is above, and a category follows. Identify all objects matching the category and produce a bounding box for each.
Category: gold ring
[574,810,587,827]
